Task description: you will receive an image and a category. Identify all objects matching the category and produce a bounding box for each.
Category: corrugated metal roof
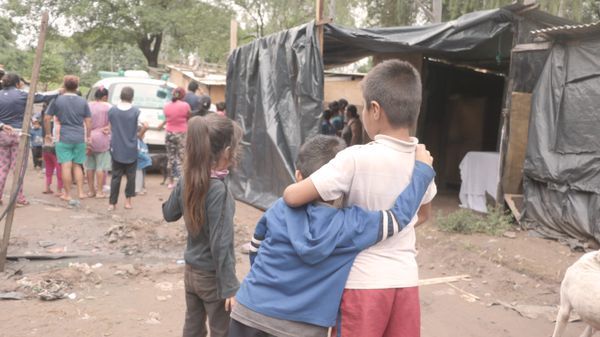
[532,22,600,38]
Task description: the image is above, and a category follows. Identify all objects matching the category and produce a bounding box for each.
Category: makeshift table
[459,151,500,213]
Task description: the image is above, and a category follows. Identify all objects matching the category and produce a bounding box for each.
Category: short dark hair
[188,81,198,92]
[322,109,333,120]
[216,102,226,111]
[328,100,340,113]
[346,105,358,119]
[338,98,348,108]
[1,73,20,88]
[63,75,79,91]
[120,86,134,102]
[361,60,422,127]
[295,135,346,178]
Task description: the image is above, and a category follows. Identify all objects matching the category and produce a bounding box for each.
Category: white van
[88,76,177,153]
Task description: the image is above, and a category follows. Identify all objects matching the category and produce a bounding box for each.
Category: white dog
[552,250,600,337]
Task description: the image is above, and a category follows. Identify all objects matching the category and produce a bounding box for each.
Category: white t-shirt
[310,135,437,289]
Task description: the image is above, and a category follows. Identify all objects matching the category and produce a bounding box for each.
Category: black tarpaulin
[522,37,600,244]
[323,8,516,68]
[226,23,323,210]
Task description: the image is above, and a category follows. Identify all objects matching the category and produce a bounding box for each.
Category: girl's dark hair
[323,109,333,120]
[94,86,109,100]
[347,104,358,119]
[172,87,186,102]
[216,102,226,111]
[1,73,20,88]
[183,114,242,236]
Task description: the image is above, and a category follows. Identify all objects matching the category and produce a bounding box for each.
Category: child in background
[284,60,437,337]
[136,122,151,195]
[30,118,44,169]
[216,102,226,116]
[229,135,435,337]
[162,114,242,337]
[41,103,63,197]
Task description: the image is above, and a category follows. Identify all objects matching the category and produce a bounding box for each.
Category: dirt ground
[0,166,590,337]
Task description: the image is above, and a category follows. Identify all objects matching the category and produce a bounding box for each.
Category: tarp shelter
[522,22,600,245]
[225,2,570,210]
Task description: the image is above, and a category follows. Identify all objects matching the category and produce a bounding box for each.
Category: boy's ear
[370,100,382,121]
[294,170,304,182]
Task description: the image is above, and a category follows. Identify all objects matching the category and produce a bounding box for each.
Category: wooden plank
[0,12,49,272]
[229,19,238,53]
[512,42,552,53]
[502,92,532,194]
[418,274,471,286]
[504,193,523,225]
[315,0,325,56]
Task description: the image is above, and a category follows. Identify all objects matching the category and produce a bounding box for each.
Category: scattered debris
[37,240,55,248]
[491,301,581,322]
[105,224,135,243]
[154,282,173,292]
[503,231,517,239]
[156,295,172,302]
[145,312,161,325]
[46,246,68,254]
[0,291,26,300]
[33,279,71,301]
[69,263,93,275]
[7,254,82,261]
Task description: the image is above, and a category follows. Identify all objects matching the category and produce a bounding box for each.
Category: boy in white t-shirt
[283,60,436,337]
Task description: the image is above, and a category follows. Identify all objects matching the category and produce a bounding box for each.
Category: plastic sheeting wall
[225,23,323,210]
[522,37,600,244]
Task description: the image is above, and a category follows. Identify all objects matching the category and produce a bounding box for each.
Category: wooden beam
[0,12,49,272]
[229,19,238,53]
[316,0,325,56]
[512,42,552,53]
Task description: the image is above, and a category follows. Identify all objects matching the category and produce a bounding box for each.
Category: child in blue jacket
[229,135,435,337]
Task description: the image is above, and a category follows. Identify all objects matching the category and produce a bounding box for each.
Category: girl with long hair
[162,113,242,337]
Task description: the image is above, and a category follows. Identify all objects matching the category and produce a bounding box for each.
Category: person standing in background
[44,75,91,204]
[1,72,57,206]
[341,105,363,146]
[86,87,112,198]
[159,87,191,189]
[184,81,200,116]
[107,87,140,211]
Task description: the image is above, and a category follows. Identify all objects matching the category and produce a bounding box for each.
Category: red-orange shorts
[332,287,420,337]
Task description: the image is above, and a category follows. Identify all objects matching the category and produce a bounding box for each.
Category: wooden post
[433,0,442,23]
[316,0,324,56]
[230,19,238,53]
[0,12,49,272]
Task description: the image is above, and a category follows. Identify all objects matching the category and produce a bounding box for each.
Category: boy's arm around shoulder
[162,180,183,222]
[283,148,355,207]
[341,160,435,250]
[248,213,268,265]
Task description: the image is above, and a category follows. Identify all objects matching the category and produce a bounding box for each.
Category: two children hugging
[162,59,435,337]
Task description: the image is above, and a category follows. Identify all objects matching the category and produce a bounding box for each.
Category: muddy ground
[0,166,590,337]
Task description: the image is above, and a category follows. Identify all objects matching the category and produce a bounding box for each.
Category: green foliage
[436,207,513,236]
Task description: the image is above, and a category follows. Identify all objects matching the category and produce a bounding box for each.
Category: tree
[3,0,234,67]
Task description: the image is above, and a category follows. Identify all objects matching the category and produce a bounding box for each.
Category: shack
[167,64,227,103]
[521,22,600,245]
[225,2,571,210]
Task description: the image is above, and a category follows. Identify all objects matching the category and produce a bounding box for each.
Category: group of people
[0,69,228,211]
[320,98,364,146]
[163,60,437,337]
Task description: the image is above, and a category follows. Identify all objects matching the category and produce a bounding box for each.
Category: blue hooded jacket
[236,161,435,327]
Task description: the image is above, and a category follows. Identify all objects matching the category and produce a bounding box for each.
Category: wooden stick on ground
[418,274,471,286]
[0,11,50,272]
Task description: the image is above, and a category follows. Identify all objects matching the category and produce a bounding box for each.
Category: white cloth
[310,135,437,289]
[458,151,500,213]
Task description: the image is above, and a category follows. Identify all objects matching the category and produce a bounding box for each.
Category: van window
[109,83,173,109]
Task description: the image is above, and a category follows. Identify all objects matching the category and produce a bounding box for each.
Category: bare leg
[61,162,73,201]
[124,197,132,209]
[87,169,96,197]
[96,170,106,197]
[74,164,85,199]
